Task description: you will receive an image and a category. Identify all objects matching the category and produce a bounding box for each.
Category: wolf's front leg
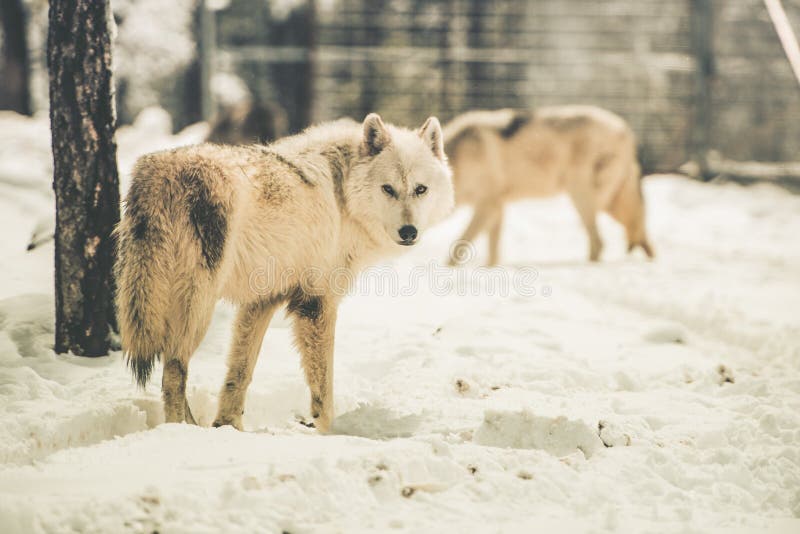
[213,299,278,430]
[288,293,337,433]
[449,201,501,266]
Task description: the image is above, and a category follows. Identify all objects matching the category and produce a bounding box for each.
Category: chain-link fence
[213,0,800,172]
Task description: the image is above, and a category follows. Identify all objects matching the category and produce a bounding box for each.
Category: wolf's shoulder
[258,118,362,187]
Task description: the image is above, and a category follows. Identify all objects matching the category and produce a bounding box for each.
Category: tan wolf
[115,114,453,432]
[443,105,654,264]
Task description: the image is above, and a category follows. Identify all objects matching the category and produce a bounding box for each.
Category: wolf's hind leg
[607,164,654,258]
[162,358,189,423]
[162,291,216,424]
[213,299,279,430]
[288,293,338,433]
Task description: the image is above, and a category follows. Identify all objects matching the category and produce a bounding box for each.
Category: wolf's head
[347,113,454,247]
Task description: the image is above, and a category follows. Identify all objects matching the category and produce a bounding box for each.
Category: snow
[210,72,253,107]
[111,0,198,115]
[0,111,799,533]
[21,0,199,119]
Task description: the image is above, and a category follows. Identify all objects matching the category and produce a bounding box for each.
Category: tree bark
[48,0,120,356]
[0,0,31,114]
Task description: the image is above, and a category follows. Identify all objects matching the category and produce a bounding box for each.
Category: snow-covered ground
[0,111,798,533]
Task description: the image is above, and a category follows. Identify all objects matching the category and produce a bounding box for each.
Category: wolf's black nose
[398,225,417,242]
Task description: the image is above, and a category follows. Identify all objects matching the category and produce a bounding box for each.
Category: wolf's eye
[414,184,428,196]
[382,184,397,198]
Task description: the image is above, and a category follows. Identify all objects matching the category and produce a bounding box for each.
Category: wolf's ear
[418,116,445,161]
[361,113,391,156]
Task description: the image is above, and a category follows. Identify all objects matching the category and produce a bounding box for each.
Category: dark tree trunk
[0,0,31,114]
[48,0,120,356]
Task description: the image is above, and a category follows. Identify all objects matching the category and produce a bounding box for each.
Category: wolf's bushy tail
[115,172,173,388]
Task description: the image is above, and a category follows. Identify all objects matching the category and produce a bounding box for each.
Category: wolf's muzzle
[398,225,418,245]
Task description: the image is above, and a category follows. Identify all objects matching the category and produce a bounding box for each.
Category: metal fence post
[689,0,715,179]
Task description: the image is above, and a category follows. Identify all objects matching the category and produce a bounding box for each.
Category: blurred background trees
[4,0,800,173]
[213,0,800,174]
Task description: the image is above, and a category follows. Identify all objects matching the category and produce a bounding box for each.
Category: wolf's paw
[310,395,334,433]
[311,410,333,434]
[588,237,604,262]
[212,415,243,431]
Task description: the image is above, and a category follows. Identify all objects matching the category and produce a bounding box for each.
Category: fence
[213,0,800,172]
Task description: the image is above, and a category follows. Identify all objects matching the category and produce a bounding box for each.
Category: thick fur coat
[115,114,453,432]
[444,105,653,264]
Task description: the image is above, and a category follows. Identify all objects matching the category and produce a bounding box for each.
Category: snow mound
[473,409,604,459]
[597,418,646,447]
[0,294,149,464]
[333,405,424,439]
[0,294,52,361]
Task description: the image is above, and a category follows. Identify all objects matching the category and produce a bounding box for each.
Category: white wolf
[444,106,654,264]
[115,114,453,432]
